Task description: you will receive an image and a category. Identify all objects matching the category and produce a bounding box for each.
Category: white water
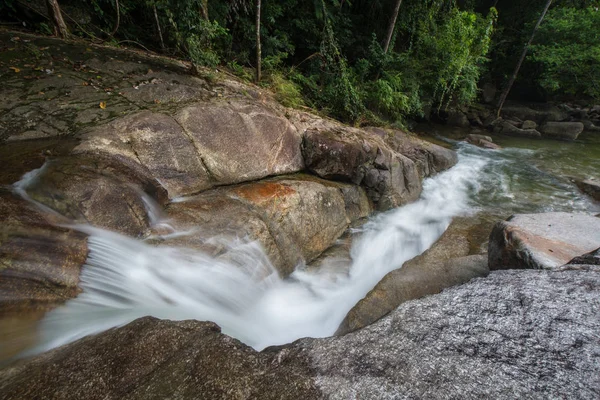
[17,147,488,355]
[17,141,598,356]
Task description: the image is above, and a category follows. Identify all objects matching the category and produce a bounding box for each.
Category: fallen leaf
[9,66,20,73]
[99,101,107,109]
[82,82,89,86]
[154,99,160,104]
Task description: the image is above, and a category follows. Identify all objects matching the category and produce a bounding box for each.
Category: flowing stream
[6,132,600,359]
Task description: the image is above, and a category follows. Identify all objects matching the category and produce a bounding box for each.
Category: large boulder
[153,176,371,277]
[24,155,166,237]
[175,101,304,187]
[0,189,88,312]
[539,121,584,141]
[76,101,305,200]
[372,127,458,179]
[0,317,319,400]
[488,212,600,270]
[3,269,599,399]
[300,123,457,211]
[307,269,600,399]
[75,112,213,198]
[302,128,421,210]
[337,217,491,334]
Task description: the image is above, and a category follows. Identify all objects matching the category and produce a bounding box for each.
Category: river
[2,129,599,362]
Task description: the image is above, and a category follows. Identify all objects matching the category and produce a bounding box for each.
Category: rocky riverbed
[1,31,600,399]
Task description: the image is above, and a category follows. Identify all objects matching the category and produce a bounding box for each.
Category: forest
[1,0,599,123]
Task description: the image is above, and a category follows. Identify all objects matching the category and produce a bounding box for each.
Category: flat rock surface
[488,212,600,270]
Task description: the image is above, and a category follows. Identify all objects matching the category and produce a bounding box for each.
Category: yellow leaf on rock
[99,101,107,109]
[9,66,20,73]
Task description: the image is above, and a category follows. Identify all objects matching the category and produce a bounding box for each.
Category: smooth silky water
[3,131,600,362]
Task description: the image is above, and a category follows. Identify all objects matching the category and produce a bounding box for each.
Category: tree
[383,0,403,54]
[496,0,552,116]
[45,0,69,38]
[255,0,261,82]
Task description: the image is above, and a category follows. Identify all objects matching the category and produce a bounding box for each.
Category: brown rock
[24,155,166,237]
[0,189,88,313]
[153,176,370,277]
[0,317,319,400]
[336,217,492,334]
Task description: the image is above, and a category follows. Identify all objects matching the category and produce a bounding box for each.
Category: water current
[6,132,600,360]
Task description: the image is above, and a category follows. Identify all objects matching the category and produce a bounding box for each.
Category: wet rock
[337,254,489,335]
[302,127,422,210]
[300,125,456,211]
[0,317,319,400]
[154,176,370,277]
[337,217,491,334]
[488,212,600,270]
[75,111,212,198]
[5,269,599,399]
[0,189,88,313]
[539,121,584,141]
[24,155,166,237]
[377,127,458,179]
[175,100,304,186]
[575,178,600,201]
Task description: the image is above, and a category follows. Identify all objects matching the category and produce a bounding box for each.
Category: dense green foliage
[1,0,598,123]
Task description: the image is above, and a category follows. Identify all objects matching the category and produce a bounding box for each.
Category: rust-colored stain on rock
[233,182,296,204]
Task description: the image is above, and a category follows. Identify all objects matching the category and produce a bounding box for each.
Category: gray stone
[3,269,600,399]
[307,269,600,399]
[540,121,584,140]
[521,120,537,129]
[176,100,305,187]
[488,212,600,270]
[75,111,213,198]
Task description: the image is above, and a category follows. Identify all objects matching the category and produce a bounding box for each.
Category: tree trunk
[153,4,165,50]
[383,0,402,54]
[256,0,262,83]
[201,0,209,21]
[45,0,69,38]
[496,0,552,117]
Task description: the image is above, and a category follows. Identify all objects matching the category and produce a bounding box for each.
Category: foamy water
[14,142,600,356]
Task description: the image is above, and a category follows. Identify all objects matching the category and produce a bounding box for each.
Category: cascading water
[13,140,600,356]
